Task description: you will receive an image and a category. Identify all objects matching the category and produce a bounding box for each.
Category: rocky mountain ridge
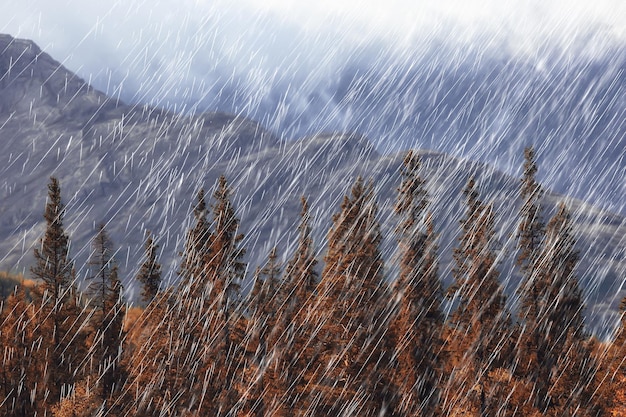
[0,34,624,333]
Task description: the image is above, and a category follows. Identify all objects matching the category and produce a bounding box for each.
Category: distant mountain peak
[0,34,112,118]
[0,33,41,56]
[0,35,623,334]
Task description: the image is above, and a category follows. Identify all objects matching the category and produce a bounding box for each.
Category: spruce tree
[156,188,216,415]
[178,188,211,299]
[148,179,246,416]
[86,224,126,410]
[312,177,389,416]
[604,297,626,415]
[514,147,549,401]
[279,196,319,413]
[175,175,247,416]
[242,247,288,417]
[136,231,162,305]
[102,264,126,409]
[249,247,282,324]
[282,197,318,316]
[517,147,544,274]
[206,175,246,309]
[31,177,74,306]
[444,178,510,417]
[0,286,37,417]
[123,288,180,417]
[201,175,247,415]
[391,151,443,417]
[531,203,596,415]
[30,177,84,411]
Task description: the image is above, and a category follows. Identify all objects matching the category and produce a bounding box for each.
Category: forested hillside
[1,148,624,416]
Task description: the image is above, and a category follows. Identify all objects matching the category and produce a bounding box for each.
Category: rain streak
[0,1,624,416]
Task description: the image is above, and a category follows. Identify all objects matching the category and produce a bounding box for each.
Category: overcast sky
[1,1,624,213]
[2,0,624,85]
[2,1,623,136]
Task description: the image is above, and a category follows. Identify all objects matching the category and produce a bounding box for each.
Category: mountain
[0,34,624,334]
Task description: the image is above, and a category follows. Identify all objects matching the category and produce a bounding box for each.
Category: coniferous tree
[514,146,549,395]
[30,177,85,412]
[123,287,179,417]
[0,286,37,417]
[312,177,389,416]
[178,188,211,299]
[443,178,510,417]
[206,175,246,309]
[31,177,74,308]
[282,197,318,317]
[513,147,549,414]
[531,203,597,416]
[86,224,126,411]
[138,179,245,416]
[391,151,444,417]
[142,189,213,415]
[102,264,126,410]
[517,147,544,275]
[136,231,162,305]
[278,197,319,414]
[176,175,247,416]
[249,247,282,354]
[241,247,289,417]
[603,297,626,416]
[249,248,281,319]
[204,175,248,415]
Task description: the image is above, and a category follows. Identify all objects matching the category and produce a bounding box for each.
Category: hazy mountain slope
[0,34,624,334]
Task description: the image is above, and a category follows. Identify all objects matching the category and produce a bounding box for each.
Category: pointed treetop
[300,195,309,219]
[521,146,542,199]
[463,177,479,206]
[45,176,63,219]
[137,231,162,304]
[395,150,428,230]
[194,188,207,219]
[31,176,74,299]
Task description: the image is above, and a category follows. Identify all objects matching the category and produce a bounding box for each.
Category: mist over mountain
[74,32,624,217]
[0,34,624,335]
[4,1,623,216]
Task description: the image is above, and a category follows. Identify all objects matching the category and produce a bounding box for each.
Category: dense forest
[0,147,624,416]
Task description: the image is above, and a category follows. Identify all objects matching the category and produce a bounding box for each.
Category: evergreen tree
[178,188,211,299]
[86,225,126,410]
[513,146,549,412]
[277,197,319,414]
[603,297,626,416]
[444,178,510,417]
[249,247,282,355]
[249,247,281,324]
[390,151,444,417]
[241,247,288,417]
[123,288,182,417]
[312,177,389,416]
[173,175,247,416]
[199,175,248,415]
[516,147,544,274]
[530,203,597,415]
[30,177,85,411]
[31,177,74,308]
[0,286,37,417]
[102,265,126,409]
[282,197,318,317]
[162,188,213,414]
[141,179,246,416]
[136,231,162,305]
[206,175,246,309]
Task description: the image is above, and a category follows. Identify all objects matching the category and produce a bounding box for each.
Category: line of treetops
[0,147,624,416]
